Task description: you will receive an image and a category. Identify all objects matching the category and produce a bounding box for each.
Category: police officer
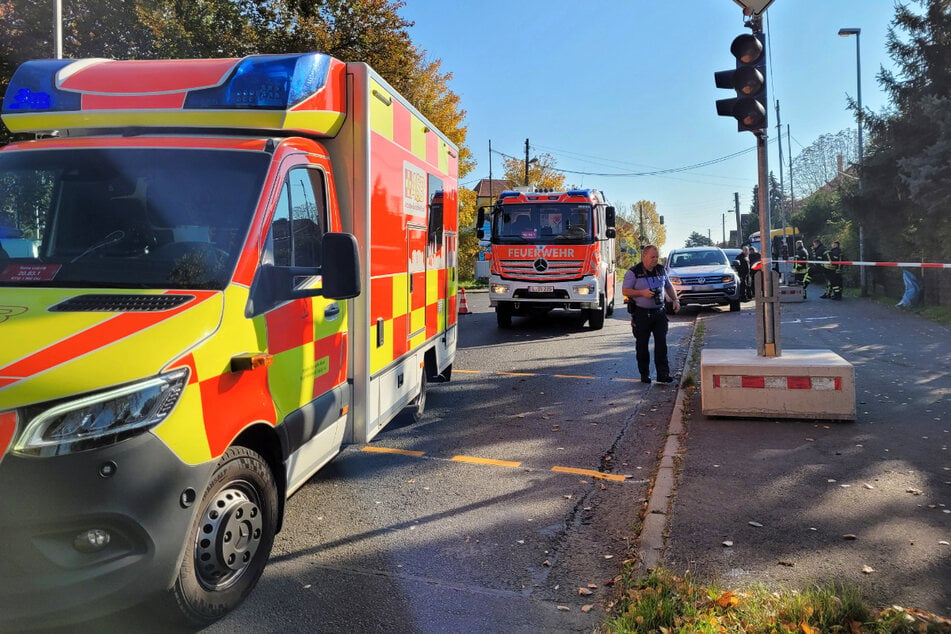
[622,245,679,384]
[792,240,810,297]
[823,240,844,300]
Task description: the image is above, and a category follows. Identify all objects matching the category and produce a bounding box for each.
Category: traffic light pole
[755,129,780,357]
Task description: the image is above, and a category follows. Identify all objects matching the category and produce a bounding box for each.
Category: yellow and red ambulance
[0,52,458,628]
[477,189,616,329]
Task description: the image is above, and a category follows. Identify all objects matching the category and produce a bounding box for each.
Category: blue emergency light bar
[2,53,333,115]
[184,54,331,110]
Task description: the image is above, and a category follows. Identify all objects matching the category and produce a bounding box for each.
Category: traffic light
[714,32,767,133]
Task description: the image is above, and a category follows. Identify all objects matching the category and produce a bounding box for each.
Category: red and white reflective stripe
[713,375,843,391]
[787,259,951,269]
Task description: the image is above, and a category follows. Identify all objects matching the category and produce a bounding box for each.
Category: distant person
[748,245,762,296]
[735,246,752,301]
[792,240,811,297]
[622,244,680,384]
[823,240,844,300]
[810,238,829,297]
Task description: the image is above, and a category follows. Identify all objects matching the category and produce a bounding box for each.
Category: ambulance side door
[262,159,350,490]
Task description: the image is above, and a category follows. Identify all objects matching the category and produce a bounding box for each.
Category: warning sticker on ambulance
[0,264,62,282]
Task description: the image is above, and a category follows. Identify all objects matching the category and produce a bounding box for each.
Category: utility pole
[734,192,741,245]
[638,202,645,246]
[524,138,530,187]
[722,213,726,246]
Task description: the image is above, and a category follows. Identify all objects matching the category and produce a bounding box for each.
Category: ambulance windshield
[0,148,269,290]
[493,204,594,244]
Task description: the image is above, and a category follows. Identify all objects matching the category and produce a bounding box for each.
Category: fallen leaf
[801,622,816,634]
[543,559,551,566]
[581,604,594,613]
[588,583,598,589]
[716,591,739,608]
[722,540,734,547]
[862,565,875,574]
[907,488,924,495]
[556,605,570,611]
[843,534,857,540]
[863,483,875,489]
[604,554,614,559]
[578,587,593,596]
[749,521,764,528]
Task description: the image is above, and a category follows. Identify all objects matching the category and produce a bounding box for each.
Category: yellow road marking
[362,446,426,457]
[550,466,628,482]
[451,455,521,468]
[495,371,535,377]
[454,369,481,374]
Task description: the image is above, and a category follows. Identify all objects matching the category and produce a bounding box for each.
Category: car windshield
[492,203,593,244]
[0,147,269,290]
[669,250,729,268]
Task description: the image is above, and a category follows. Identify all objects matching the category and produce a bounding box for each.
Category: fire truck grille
[497,259,585,281]
[50,294,195,312]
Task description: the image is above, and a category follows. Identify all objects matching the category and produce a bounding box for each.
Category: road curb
[636,317,697,575]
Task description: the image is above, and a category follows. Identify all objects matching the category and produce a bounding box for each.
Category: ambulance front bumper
[0,432,215,630]
[487,274,602,309]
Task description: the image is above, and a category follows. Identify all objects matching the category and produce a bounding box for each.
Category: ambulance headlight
[13,369,189,457]
[491,284,509,295]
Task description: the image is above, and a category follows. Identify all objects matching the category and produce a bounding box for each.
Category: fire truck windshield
[493,203,593,244]
[0,147,269,290]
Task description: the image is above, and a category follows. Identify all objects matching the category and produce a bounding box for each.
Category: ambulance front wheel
[165,446,279,628]
[587,294,606,330]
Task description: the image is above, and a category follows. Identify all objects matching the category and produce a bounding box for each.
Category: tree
[685,232,713,247]
[0,0,475,180]
[615,200,666,269]
[853,0,951,264]
[790,130,859,198]
[501,152,566,190]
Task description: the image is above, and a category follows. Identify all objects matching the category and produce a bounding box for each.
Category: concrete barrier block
[778,285,805,302]
[701,348,855,420]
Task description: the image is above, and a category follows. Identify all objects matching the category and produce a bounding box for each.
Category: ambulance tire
[606,295,614,317]
[409,372,427,422]
[163,446,278,629]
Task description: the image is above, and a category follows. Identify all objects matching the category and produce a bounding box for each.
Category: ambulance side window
[269,168,325,268]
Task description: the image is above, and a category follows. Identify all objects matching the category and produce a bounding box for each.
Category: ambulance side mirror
[605,206,616,228]
[319,233,361,300]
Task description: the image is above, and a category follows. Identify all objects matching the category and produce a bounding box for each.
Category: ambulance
[477,189,616,329]
[0,52,458,628]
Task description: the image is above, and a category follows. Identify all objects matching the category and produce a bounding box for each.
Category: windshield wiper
[70,230,126,263]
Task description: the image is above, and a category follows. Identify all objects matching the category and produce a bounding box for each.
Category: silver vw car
[664,246,742,312]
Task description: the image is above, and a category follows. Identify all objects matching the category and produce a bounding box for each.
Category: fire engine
[478,189,616,328]
[0,53,458,628]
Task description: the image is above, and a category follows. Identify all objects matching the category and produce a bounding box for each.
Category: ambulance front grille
[50,294,194,312]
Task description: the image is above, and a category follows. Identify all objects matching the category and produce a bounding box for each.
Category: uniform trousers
[631,306,669,378]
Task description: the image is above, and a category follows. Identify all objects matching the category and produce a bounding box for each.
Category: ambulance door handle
[324,302,340,319]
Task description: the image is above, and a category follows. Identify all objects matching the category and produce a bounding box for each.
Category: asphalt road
[665,294,951,616]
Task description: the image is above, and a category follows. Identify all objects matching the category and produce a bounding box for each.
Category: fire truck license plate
[529,285,554,293]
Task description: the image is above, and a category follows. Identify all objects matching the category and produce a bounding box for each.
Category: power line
[490,144,765,178]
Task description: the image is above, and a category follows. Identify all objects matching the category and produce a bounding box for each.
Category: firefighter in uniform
[810,238,828,297]
[622,244,679,384]
[792,240,810,297]
[823,240,844,300]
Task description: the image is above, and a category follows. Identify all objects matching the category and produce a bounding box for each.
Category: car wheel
[162,446,278,629]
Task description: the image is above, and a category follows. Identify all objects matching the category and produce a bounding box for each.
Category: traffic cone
[458,287,471,315]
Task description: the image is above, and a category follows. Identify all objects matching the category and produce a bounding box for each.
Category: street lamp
[838,27,865,294]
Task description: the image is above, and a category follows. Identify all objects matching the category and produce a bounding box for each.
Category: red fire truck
[478,189,616,329]
[0,53,458,628]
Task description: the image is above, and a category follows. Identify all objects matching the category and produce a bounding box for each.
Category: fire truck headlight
[491,284,509,295]
[573,283,595,296]
[13,369,189,457]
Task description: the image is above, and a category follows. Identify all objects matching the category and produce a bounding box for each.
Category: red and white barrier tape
[784,260,951,269]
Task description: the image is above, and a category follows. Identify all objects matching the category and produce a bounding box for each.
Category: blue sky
[399,0,899,252]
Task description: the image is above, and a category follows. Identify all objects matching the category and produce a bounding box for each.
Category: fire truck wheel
[163,446,278,628]
[496,305,512,328]
[587,295,606,330]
